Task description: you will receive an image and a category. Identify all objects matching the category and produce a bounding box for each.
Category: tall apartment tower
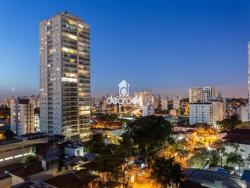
[39,12,91,141]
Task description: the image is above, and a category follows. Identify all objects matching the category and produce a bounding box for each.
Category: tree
[84,154,124,184]
[217,116,241,131]
[225,143,244,170]
[189,149,210,169]
[23,155,39,164]
[209,150,220,167]
[123,115,172,159]
[151,157,182,187]
[85,133,107,155]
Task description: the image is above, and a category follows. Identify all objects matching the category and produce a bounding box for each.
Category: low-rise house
[183,168,247,188]
[223,129,250,160]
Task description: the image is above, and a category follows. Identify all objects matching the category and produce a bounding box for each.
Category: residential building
[161,98,168,110]
[189,87,203,103]
[134,91,152,107]
[189,101,224,127]
[173,97,180,110]
[0,133,48,167]
[202,86,216,102]
[189,86,216,103]
[10,97,38,136]
[240,105,249,122]
[39,12,91,141]
[142,103,154,116]
[183,168,247,188]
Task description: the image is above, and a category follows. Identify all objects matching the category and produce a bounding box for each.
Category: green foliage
[189,149,210,168]
[98,114,119,122]
[225,143,244,168]
[123,115,172,157]
[85,133,107,155]
[226,152,244,167]
[209,150,220,167]
[119,133,134,158]
[151,157,182,187]
[23,155,39,164]
[217,116,241,131]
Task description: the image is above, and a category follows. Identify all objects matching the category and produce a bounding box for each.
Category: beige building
[189,86,216,103]
[39,12,91,141]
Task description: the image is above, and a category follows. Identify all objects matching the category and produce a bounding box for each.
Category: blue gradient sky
[0,0,250,98]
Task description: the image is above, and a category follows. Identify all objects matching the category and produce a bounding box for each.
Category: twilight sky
[0,0,250,99]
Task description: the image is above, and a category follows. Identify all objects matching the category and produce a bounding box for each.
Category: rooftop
[7,162,44,178]
[183,168,247,188]
[45,172,85,188]
[223,129,250,145]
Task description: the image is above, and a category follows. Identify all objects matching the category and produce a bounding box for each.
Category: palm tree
[151,157,182,188]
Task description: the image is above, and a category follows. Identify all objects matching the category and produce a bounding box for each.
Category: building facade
[189,101,224,127]
[189,86,216,103]
[39,12,91,141]
[161,98,168,110]
[10,97,38,136]
[240,105,249,122]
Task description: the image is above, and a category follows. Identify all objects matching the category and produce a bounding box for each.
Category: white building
[134,91,152,107]
[10,97,38,135]
[142,103,155,116]
[64,143,86,157]
[189,101,224,127]
[161,98,168,110]
[240,105,249,122]
[39,12,91,141]
[173,97,180,110]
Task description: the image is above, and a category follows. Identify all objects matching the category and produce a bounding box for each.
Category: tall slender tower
[248,42,250,121]
[39,12,91,141]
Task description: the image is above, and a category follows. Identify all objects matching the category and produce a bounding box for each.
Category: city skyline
[1,0,250,99]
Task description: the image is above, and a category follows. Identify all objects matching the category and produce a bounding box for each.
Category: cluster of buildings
[189,86,225,127]
[2,10,250,188]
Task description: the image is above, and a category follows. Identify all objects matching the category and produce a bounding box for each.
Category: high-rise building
[189,87,203,103]
[248,42,250,121]
[39,12,91,141]
[161,98,168,110]
[189,86,216,103]
[202,86,216,102]
[10,97,38,135]
[173,96,181,110]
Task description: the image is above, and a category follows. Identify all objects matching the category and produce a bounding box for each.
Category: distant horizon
[0,85,247,100]
[0,0,249,100]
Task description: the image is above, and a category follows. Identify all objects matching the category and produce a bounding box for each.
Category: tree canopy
[122,115,172,157]
[151,157,182,187]
[217,116,241,131]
